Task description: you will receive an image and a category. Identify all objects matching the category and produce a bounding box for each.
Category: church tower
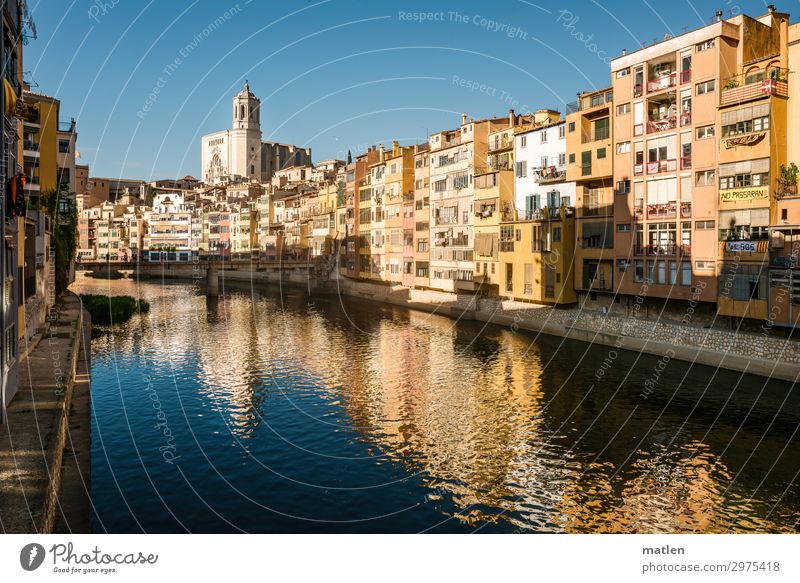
[233,80,261,131]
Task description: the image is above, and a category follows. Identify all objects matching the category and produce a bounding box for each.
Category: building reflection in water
[75,275,800,532]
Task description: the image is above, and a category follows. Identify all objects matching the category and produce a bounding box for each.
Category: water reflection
[75,275,800,533]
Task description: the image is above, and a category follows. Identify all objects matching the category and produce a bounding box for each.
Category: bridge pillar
[206,262,219,297]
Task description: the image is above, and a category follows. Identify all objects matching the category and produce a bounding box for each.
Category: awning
[3,78,17,116]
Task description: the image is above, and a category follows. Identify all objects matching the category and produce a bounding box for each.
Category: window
[634,260,644,282]
[453,173,469,189]
[695,260,715,271]
[553,227,561,242]
[568,122,576,133]
[616,179,631,194]
[558,125,566,139]
[515,161,526,178]
[597,148,607,159]
[558,153,566,166]
[719,158,770,190]
[696,125,715,139]
[696,39,715,52]
[696,80,716,95]
[696,170,715,187]
[540,131,548,144]
[616,68,630,78]
[541,156,549,168]
[695,220,715,230]
[58,140,70,153]
[616,141,631,154]
[616,103,631,116]
[617,223,631,232]
[521,135,527,148]
[618,259,629,273]
[721,103,770,137]
[568,153,576,164]
[681,261,692,286]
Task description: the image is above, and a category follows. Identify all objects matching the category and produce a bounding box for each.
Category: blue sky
[27,0,783,180]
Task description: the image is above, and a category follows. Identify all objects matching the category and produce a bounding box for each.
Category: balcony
[536,167,566,184]
[680,156,692,170]
[634,123,644,137]
[680,70,692,85]
[680,111,692,126]
[680,202,692,218]
[721,69,789,105]
[434,216,459,226]
[634,163,644,176]
[642,243,677,256]
[646,159,677,175]
[648,72,676,94]
[488,137,512,153]
[633,84,643,99]
[500,241,514,252]
[647,201,676,219]
[634,206,644,220]
[647,116,677,134]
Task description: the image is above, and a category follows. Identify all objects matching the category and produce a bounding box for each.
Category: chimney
[461,112,467,126]
[508,108,516,128]
[378,144,385,162]
[716,10,723,21]
[621,48,627,56]
[768,4,776,13]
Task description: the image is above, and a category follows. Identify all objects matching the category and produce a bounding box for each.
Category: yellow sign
[720,186,768,202]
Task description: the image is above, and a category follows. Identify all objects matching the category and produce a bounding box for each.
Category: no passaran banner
[720,186,768,201]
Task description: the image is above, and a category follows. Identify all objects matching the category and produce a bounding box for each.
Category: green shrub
[80,294,150,325]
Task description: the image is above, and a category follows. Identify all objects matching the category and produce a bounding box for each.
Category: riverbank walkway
[0,292,91,533]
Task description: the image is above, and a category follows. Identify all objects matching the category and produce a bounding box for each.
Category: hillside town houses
[74,6,800,335]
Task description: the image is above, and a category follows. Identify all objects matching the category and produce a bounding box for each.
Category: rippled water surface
[73,276,800,533]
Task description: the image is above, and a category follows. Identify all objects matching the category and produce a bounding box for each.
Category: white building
[143,193,197,261]
[201,82,312,185]
[513,116,576,218]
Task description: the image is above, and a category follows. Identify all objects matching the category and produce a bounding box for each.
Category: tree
[347,149,352,164]
[40,182,77,295]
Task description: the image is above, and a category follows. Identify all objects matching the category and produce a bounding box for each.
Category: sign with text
[720,186,768,202]
[725,240,768,253]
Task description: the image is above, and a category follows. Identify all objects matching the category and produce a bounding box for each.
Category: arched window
[240,104,245,119]
[766,61,785,81]
[251,165,255,175]
[744,66,764,85]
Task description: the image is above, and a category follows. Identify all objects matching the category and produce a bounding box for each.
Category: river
[71,275,800,533]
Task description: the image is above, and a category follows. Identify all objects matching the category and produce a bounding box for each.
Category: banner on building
[720,186,768,202]
[722,132,766,149]
[725,240,768,253]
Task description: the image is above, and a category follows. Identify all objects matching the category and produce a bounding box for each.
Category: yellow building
[412,144,431,288]
[565,87,615,301]
[473,168,514,294]
[383,141,414,284]
[715,9,791,322]
[498,206,577,305]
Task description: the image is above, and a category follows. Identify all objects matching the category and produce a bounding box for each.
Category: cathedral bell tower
[233,80,261,131]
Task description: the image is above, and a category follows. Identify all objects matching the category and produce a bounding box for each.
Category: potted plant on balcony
[776,163,798,199]
[724,78,739,90]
